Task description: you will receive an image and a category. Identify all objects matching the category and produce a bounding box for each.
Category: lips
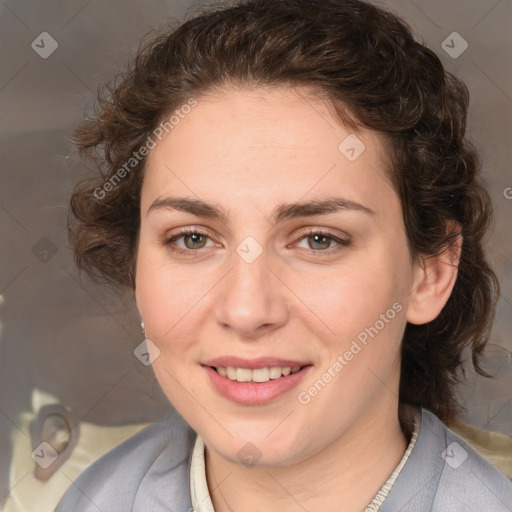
[202,356,312,369]
[202,356,313,405]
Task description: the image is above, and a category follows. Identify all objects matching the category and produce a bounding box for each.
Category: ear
[406,222,462,325]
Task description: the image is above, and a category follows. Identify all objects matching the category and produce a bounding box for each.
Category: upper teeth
[216,366,302,383]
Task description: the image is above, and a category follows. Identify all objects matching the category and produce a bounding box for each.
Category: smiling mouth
[209,365,311,383]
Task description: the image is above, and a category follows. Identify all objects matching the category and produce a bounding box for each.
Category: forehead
[142,86,396,218]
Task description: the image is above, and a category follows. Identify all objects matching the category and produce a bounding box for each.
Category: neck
[205,393,409,512]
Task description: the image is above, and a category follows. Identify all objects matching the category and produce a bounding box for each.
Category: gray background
[0,0,511,503]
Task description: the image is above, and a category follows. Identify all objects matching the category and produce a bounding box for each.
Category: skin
[134,85,461,512]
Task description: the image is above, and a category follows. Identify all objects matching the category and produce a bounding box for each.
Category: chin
[207,431,306,468]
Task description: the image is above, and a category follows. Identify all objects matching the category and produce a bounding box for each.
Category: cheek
[289,251,405,343]
[136,238,201,310]
[135,247,205,352]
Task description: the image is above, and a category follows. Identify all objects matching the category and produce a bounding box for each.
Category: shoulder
[428,409,512,511]
[55,410,196,512]
[381,407,512,512]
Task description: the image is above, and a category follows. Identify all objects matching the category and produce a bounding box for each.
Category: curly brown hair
[67,0,499,425]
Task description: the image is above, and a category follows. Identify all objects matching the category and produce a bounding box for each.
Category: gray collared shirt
[55,407,512,512]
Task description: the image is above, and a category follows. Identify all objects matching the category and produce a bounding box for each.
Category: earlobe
[406,227,462,325]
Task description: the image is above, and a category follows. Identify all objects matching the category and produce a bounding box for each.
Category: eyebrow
[146,196,375,224]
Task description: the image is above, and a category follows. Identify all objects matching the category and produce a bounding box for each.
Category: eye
[294,229,351,255]
[162,227,351,258]
[163,228,216,256]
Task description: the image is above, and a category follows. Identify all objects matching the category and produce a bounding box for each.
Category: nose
[215,247,289,339]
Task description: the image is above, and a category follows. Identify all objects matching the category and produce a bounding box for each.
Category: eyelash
[163,227,351,258]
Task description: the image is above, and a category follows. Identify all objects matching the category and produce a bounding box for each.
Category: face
[135,86,419,467]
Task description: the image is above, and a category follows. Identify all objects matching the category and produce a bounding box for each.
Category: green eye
[295,230,351,255]
[164,228,213,256]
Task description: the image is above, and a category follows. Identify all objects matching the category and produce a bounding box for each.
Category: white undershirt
[190,410,420,512]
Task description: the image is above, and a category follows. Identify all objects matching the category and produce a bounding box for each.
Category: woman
[56,0,512,510]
